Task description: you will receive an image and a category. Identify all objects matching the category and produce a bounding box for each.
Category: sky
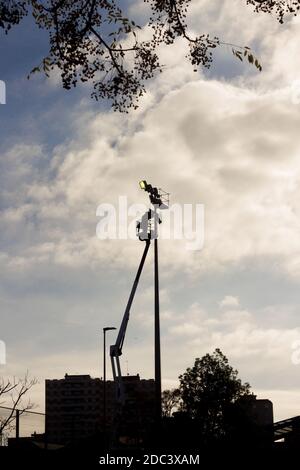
[1,0,300,421]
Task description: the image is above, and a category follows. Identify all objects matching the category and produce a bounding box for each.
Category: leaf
[232,49,243,62]
[27,66,40,79]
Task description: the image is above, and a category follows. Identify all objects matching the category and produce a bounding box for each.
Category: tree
[178,348,252,442]
[0,373,37,436]
[247,0,300,24]
[162,388,181,418]
[0,1,269,111]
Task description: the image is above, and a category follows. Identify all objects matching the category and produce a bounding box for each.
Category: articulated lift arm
[110,239,151,403]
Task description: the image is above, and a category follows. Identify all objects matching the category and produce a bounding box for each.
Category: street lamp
[103,326,116,445]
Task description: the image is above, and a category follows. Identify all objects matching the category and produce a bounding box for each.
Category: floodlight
[139,180,147,190]
[139,180,169,209]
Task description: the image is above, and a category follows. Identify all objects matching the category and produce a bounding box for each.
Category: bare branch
[0,373,38,434]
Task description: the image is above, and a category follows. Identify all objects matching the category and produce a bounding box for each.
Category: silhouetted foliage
[0,1,267,111]
[248,0,300,24]
[178,348,252,442]
[162,388,181,417]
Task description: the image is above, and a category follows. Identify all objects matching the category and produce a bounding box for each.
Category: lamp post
[154,206,162,423]
[103,326,116,446]
[139,180,169,423]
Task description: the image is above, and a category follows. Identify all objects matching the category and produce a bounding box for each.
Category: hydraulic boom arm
[110,239,151,403]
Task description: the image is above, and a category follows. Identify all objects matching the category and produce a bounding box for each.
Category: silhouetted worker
[136,209,161,241]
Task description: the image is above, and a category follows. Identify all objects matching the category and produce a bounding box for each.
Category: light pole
[153,207,161,423]
[139,180,169,423]
[103,326,116,445]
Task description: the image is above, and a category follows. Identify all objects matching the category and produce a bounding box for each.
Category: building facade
[45,374,155,444]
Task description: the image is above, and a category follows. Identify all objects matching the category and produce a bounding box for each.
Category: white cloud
[3,77,300,280]
[160,300,300,417]
[3,1,300,278]
[219,295,240,308]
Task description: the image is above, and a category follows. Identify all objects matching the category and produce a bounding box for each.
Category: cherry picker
[110,181,169,421]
